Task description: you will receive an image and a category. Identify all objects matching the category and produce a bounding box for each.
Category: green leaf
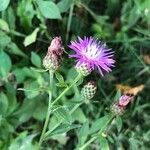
[22,67,40,79]
[55,72,65,83]
[0,92,8,115]
[78,121,89,146]
[13,68,26,83]
[128,6,140,28]
[24,81,40,99]
[0,51,12,77]
[129,138,141,150]
[57,0,73,13]
[8,132,38,150]
[0,31,26,57]
[48,124,80,136]
[17,0,35,31]
[90,114,113,134]
[67,68,78,81]
[115,116,122,132]
[33,100,47,121]
[23,28,39,46]
[7,42,27,57]
[0,0,10,11]
[15,98,37,123]
[72,107,86,123]
[0,19,9,32]
[99,136,109,150]
[0,30,11,48]
[53,106,72,124]
[1,6,16,30]
[6,92,17,115]
[55,72,67,87]
[31,52,41,68]
[36,0,61,19]
[0,118,15,139]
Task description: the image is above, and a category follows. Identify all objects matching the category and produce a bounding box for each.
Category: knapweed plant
[36,36,135,149]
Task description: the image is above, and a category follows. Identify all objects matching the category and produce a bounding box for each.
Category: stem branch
[78,113,115,150]
[51,74,82,106]
[39,73,82,145]
[45,103,82,138]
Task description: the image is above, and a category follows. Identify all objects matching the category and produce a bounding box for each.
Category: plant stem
[78,136,97,150]
[51,74,82,106]
[66,2,74,43]
[39,73,82,145]
[44,103,83,138]
[78,113,115,150]
[39,70,54,146]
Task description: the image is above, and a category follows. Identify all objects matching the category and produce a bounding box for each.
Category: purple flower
[68,37,115,76]
[118,95,134,107]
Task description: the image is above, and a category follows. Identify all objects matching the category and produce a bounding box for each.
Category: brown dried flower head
[48,36,63,56]
[43,37,64,71]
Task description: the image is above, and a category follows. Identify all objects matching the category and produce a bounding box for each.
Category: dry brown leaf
[124,85,144,96]
[116,84,131,92]
[116,84,144,96]
[143,55,150,64]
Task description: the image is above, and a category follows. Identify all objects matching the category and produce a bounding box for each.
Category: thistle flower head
[69,37,115,76]
[81,81,97,101]
[43,37,63,71]
[111,95,134,115]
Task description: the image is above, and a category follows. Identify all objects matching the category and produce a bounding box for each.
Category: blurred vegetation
[0,0,150,149]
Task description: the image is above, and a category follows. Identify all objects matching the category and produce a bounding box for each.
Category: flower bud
[43,54,60,71]
[111,95,134,115]
[48,37,63,56]
[81,81,97,101]
[43,37,63,71]
[76,63,92,76]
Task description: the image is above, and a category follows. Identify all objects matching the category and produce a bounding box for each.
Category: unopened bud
[43,37,63,71]
[111,95,134,115]
[81,81,97,100]
[76,63,92,76]
[43,54,60,71]
[48,37,63,56]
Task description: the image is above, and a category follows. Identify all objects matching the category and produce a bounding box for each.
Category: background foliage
[0,0,150,149]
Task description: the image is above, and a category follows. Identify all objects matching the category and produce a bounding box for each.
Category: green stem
[40,73,82,140]
[77,2,97,20]
[39,70,54,146]
[70,103,81,114]
[44,102,83,138]
[66,2,74,43]
[79,137,97,150]
[51,74,82,106]
[78,113,115,150]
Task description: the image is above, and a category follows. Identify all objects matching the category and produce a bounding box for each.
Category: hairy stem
[39,73,82,145]
[39,70,54,146]
[44,103,83,138]
[51,74,82,106]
